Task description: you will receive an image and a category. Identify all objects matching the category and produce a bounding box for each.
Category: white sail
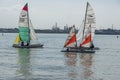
[64,25,77,48]
[29,20,37,40]
[80,2,96,47]
[86,2,96,40]
[77,20,84,42]
[84,2,95,40]
[19,4,28,28]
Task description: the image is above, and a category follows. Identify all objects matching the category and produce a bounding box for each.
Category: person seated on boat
[66,48,69,51]
[90,43,94,49]
[26,42,30,46]
[21,41,24,46]
[79,44,83,49]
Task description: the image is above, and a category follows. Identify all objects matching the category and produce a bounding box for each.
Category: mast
[81,2,89,44]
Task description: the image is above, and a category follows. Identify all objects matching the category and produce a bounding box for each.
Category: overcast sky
[0,0,120,29]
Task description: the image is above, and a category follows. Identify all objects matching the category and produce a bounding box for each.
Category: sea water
[0,33,120,80]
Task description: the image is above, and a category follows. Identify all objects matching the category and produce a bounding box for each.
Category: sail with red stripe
[64,25,77,48]
[81,34,91,46]
[80,2,95,48]
[80,25,92,47]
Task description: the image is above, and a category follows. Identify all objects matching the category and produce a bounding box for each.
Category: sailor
[67,48,69,51]
[90,43,94,49]
[26,42,29,46]
[21,41,24,46]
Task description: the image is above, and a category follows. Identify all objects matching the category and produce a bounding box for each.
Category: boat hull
[80,47,100,50]
[61,48,95,53]
[12,44,43,48]
[69,47,100,50]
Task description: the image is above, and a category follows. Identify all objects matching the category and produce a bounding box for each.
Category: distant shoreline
[0,28,120,35]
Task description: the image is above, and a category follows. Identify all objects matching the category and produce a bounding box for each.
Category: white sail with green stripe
[19,3,30,43]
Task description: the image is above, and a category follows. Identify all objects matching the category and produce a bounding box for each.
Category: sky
[0,0,120,29]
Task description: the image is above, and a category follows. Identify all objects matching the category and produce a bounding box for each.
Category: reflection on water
[17,48,32,79]
[64,52,94,80]
[64,52,78,80]
[79,53,94,80]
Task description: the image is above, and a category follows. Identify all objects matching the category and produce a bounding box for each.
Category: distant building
[64,24,69,32]
[52,22,60,32]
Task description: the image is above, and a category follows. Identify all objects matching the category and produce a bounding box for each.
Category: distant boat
[62,2,97,53]
[13,3,43,48]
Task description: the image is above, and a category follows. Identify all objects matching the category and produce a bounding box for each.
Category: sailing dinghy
[61,25,94,53]
[62,2,96,53]
[13,3,43,48]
